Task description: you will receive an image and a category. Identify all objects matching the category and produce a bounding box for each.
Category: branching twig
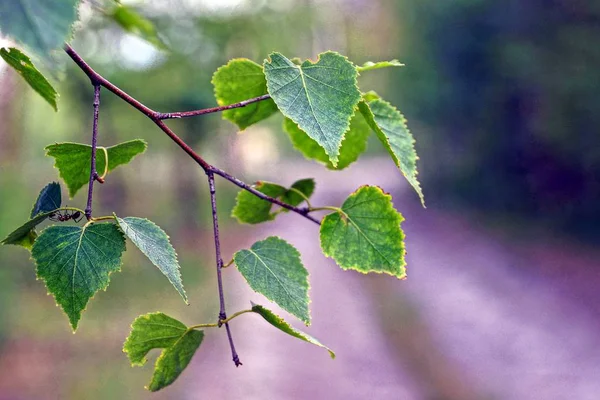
[84,84,101,220]
[208,171,241,367]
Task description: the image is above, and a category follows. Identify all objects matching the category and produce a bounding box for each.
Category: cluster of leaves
[0,0,424,392]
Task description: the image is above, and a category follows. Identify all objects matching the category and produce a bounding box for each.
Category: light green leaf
[31,223,126,330]
[251,303,334,358]
[232,182,286,224]
[0,47,58,111]
[46,139,147,197]
[0,0,80,63]
[124,312,203,392]
[264,52,361,165]
[280,178,315,207]
[356,60,404,73]
[359,97,425,206]
[108,4,166,50]
[115,216,187,303]
[234,237,310,324]
[212,58,278,130]
[283,108,370,170]
[31,182,62,218]
[320,186,406,279]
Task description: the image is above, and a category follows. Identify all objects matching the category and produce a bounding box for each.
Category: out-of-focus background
[1,0,599,399]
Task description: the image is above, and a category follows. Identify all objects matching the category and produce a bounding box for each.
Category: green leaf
[280,178,315,207]
[356,60,404,73]
[108,4,166,50]
[46,139,147,197]
[283,109,370,170]
[251,303,334,358]
[320,186,406,279]
[232,182,286,224]
[31,223,126,330]
[115,216,187,303]
[124,313,203,392]
[359,98,425,206]
[0,0,80,63]
[212,58,278,130]
[234,237,310,324]
[0,47,58,111]
[264,52,361,166]
[31,182,61,218]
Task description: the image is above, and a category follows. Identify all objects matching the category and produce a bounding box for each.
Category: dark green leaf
[108,4,166,50]
[264,52,361,165]
[280,178,315,207]
[251,303,334,358]
[46,139,147,197]
[234,237,310,324]
[31,182,61,218]
[115,216,187,303]
[31,223,126,330]
[320,186,406,279]
[0,212,51,248]
[212,58,278,130]
[231,182,286,224]
[0,47,58,110]
[0,0,80,63]
[124,313,204,392]
[283,109,370,170]
[356,60,404,73]
[359,97,425,206]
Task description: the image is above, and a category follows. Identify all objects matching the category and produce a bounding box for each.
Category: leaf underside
[320,186,407,278]
[234,237,310,324]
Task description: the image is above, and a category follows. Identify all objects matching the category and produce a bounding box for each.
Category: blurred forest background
[0,0,599,399]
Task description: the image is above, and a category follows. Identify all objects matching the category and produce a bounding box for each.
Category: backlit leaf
[264,52,361,165]
[320,186,406,279]
[124,312,203,392]
[212,58,278,130]
[108,4,166,50]
[0,47,58,110]
[115,216,187,303]
[356,60,404,73]
[46,139,147,197]
[251,303,334,358]
[234,237,310,324]
[31,223,126,330]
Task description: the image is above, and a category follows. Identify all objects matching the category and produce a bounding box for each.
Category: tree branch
[84,84,101,220]
[156,94,271,120]
[208,171,242,367]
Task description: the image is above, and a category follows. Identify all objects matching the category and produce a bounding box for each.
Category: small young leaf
[124,313,203,392]
[46,139,147,197]
[280,178,315,207]
[264,52,361,166]
[359,97,425,206]
[232,182,286,224]
[356,60,404,73]
[31,182,61,218]
[0,0,80,64]
[320,186,406,279]
[115,216,187,303]
[0,47,58,111]
[234,237,310,324]
[283,108,370,170]
[31,223,126,330]
[251,303,334,358]
[108,4,166,50]
[212,58,278,130]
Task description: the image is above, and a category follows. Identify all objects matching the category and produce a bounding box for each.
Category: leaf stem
[188,309,254,330]
[222,258,234,268]
[91,215,116,223]
[287,187,313,208]
[98,146,109,182]
[84,84,101,220]
[309,206,342,213]
[207,171,242,367]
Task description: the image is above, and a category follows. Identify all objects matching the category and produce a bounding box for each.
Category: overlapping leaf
[264,52,361,165]
[234,237,310,324]
[283,109,369,170]
[0,48,58,110]
[0,0,80,63]
[359,97,425,206]
[46,139,147,197]
[232,179,314,224]
[356,60,404,73]
[115,216,187,303]
[252,303,334,358]
[124,313,204,392]
[108,4,166,50]
[31,223,126,330]
[212,59,278,130]
[320,186,406,278]
[31,182,61,218]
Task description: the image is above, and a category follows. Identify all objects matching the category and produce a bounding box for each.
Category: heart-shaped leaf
[264,52,360,166]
